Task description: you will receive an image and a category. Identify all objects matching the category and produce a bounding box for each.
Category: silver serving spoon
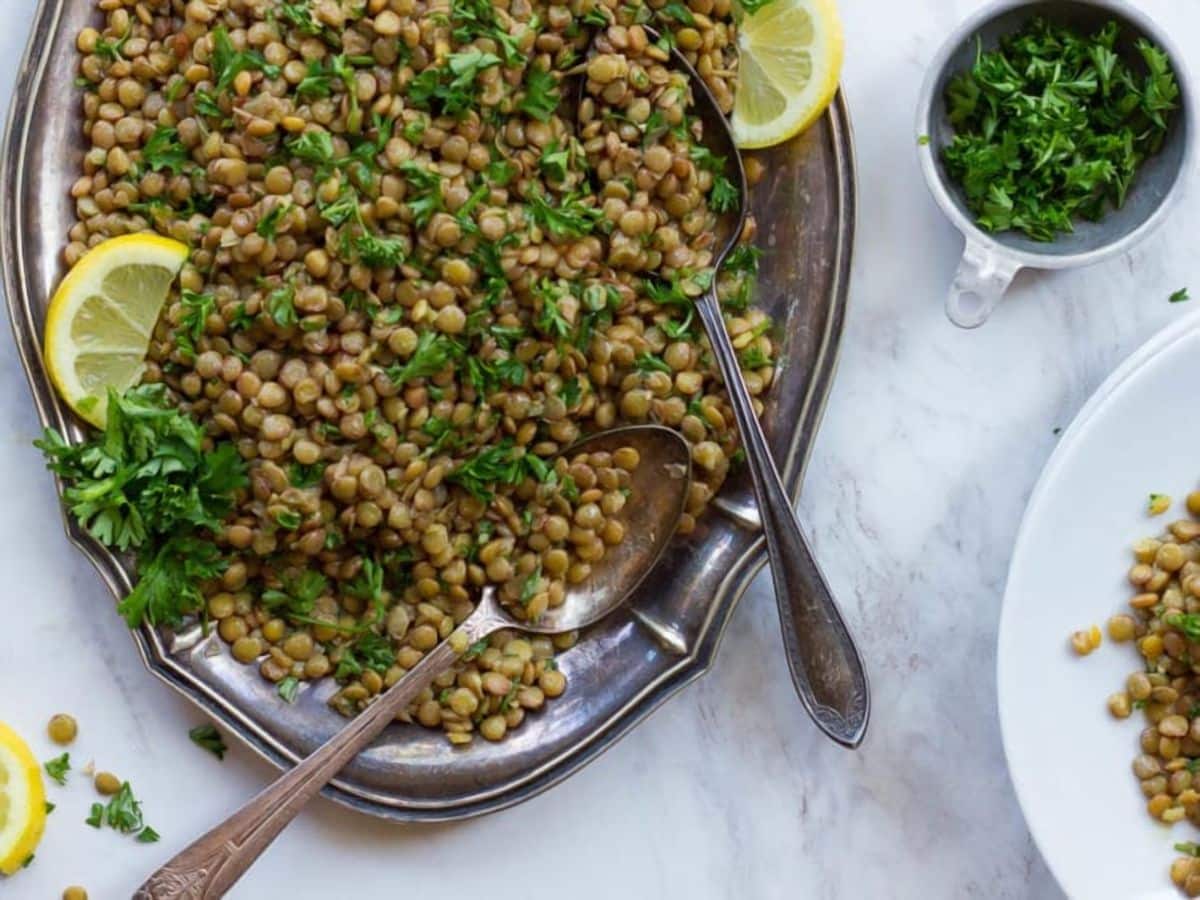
[616,27,871,748]
[135,425,692,899]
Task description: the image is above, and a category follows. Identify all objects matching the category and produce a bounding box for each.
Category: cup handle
[945,239,1021,328]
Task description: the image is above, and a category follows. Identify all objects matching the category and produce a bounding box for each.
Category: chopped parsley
[518,565,543,605]
[467,355,527,395]
[519,65,561,122]
[942,19,1180,241]
[266,284,297,328]
[659,1,696,25]
[262,569,329,621]
[408,49,501,118]
[256,201,291,239]
[447,441,545,501]
[177,289,215,356]
[93,24,132,62]
[288,130,335,168]
[1166,613,1200,641]
[634,352,673,374]
[188,724,227,761]
[398,160,445,228]
[210,26,281,93]
[526,188,602,239]
[709,174,739,213]
[387,331,464,386]
[334,631,395,680]
[560,376,582,408]
[272,508,303,531]
[44,753,70,785]
[35,386,246,628]
[277,676,301,704]
[450,0,525,65]
[1170,287,1190,303]
[354,231,407,268]
[289,462,325,488]
[539,142,571,183]
[85,781,158,843]
[463,638,489,660]
[140,126,190,175]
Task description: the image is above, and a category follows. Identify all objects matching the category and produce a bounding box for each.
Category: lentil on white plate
[1103,492,1200,895]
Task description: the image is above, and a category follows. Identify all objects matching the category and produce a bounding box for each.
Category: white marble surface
[4,0,1200,897]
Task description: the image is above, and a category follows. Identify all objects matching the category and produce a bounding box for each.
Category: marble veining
[5,0,1200,896]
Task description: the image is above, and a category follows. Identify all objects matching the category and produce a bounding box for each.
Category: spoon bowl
[520,424,692,634]
[135,424,693,900]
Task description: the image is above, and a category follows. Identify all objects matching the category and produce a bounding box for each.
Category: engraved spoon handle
[133,613,494,899]
[696,289,870,748]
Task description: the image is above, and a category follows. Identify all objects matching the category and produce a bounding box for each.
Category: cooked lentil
[66,0,770,746]
[1106,510,1200,893]
[47,714,78,746]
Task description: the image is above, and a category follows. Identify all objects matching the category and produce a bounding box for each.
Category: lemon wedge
[44,234,188,427]
[0,722,46,876]
[731,0,844,149]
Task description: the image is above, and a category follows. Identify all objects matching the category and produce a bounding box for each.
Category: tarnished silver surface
[0,0,856,822]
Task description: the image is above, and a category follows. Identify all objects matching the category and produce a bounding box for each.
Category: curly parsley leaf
[86,781,158,843]
[266,284,298,328]
[941,19,1180,241]
[447,441,528,501]
[450,0,525,65]
[44,753,70,785]
[355,231,407,268]
[526,188,602,239]
[210,26,281,93]
[398,161,445,228]
[408,49,501,118]
[334,631,395,680]
[518,65,561,122]
[262,569,329,621]
[141,126,190,176]
[386,331,463,386]
[35,385,247,628]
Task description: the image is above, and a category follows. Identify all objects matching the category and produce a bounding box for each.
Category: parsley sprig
[36,385,247,628]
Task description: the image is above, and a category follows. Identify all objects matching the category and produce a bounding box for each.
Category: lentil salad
[54,0,775,746]
[1103,495,1200,895]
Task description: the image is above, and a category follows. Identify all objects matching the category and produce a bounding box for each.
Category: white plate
[999,311,1200,900]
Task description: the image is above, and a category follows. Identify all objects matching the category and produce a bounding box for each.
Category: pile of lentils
[1103,494,1200,894]
[66,0,772,745]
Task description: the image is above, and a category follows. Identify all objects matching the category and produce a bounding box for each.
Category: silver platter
[0,0,856,822]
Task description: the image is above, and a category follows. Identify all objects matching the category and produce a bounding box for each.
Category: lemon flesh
[0,722,46,876]
[44,234,188,427]
[732,0,844,149]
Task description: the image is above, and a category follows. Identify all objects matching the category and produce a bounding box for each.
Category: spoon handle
[696,290,870,748]
[134,615,492,900]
